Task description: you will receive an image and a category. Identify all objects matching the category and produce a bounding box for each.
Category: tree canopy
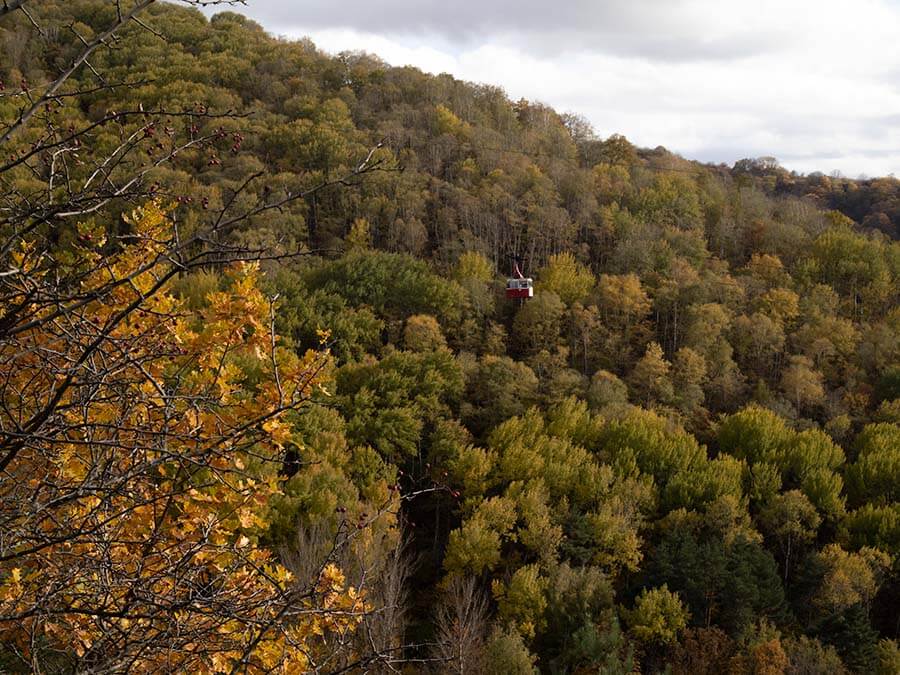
[1,1,899,672]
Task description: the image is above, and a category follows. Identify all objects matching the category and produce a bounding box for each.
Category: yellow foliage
[0,202,361,672]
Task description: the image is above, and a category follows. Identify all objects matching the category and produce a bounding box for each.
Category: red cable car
[506,260,533,299]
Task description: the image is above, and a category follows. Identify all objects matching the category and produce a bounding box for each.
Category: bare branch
[0,0,155,145]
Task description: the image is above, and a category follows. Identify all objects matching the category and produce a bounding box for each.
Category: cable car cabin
[506,277,534,299]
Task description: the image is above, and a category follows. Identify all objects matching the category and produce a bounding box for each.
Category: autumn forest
[1,1,900,673]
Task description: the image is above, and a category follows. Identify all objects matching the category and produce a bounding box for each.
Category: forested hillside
[2,2,900,673]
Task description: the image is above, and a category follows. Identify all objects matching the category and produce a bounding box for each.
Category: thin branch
[0,0,156,145]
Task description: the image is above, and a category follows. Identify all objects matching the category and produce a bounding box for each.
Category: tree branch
[0,0,156,145]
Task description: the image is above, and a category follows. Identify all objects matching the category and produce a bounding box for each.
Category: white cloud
[205,1,900,177]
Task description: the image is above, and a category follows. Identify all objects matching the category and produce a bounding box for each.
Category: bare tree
[281,509,448,674]
[432,575,489,675]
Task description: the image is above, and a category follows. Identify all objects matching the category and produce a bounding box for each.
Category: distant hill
[3,1,897,274]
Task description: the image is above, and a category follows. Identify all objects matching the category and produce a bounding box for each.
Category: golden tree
[0,202,365,672]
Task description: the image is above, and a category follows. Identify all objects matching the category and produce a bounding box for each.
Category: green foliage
[6,2,900,668]
[273,276,383,362]
[876,365,900,402]
[345,218,373,250]
[454,251,495,283]
[537,564,621,669]
[462,355,539,435]
[663,454,744,513]
[305,250,465,323]
[645,508,787,639]
[807,224,893,304]
[633,174,703,231]
[493,564,549,639]
[444,496,518,575]
[601,410,695,472]
[623,584,689,645]
[537,252,595,306]
[628,342,674,406]
[512,290,566,356]
[841,503,900,553]
[587,370,630,411]
[718,406,793,465]
[403,314,447,351]
[817,604,880,673]
[717,407,846,517]
[758,490,821,581]
[846,423,900,505]
[875,639,900,675]
[483,627,538,675]
[336,348,463,461]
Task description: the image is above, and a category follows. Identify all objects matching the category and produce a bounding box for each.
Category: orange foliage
[0,202,363,672]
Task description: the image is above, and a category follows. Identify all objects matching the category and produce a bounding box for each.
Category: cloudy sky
[207,1,900,177]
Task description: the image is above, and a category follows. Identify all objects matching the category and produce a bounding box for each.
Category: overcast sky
[206,0,900,177]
